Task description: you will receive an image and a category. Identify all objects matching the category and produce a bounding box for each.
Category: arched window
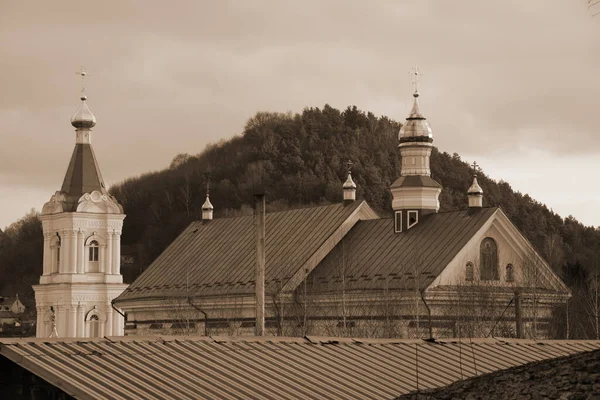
[51,235,61,273]
[89,314,99,338]
[86,307,101,338]
[465,262,474,281]
[506,264,514,282]
[89,240,99,262]
[480,237,499,280]
[85,235,103,273]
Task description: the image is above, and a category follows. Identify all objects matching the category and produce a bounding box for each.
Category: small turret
[202,183,214,220]
[467,163,484,208]
[343,160,356,203]
[468,176,483,208]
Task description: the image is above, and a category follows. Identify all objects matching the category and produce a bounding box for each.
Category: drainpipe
[254,193,266,336]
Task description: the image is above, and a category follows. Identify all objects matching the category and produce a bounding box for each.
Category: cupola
[343,160,356,203]
[467,175,483,208]
[202,183,214,221]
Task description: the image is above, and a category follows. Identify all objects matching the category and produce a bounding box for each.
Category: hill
[0,105,598,338]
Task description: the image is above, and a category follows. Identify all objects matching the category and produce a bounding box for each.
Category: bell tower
[33,70,127,338]
[390,67,442,232]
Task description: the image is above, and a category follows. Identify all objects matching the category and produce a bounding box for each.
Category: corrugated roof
[309,208,497,291]
[117,201,365,302]
[2,336,600,400]
[60,143,107,211]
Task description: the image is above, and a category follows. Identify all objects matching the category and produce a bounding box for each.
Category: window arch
[50,234,61,273]
[85,307,101,338]
[465,262,474,281]
[506,264,514,282]
[85,234,104,273]
[480,237,499,280]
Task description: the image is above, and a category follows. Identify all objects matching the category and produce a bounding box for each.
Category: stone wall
[399,349,600,400]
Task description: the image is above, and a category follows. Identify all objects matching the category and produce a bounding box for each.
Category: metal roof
[60,143,107,211]
[389,175,442,189]
[2,336,600,400]
[310,208,498,291]
[117,201,366,302]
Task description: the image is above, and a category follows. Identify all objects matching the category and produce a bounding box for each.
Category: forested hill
[0,105,599,337]
[110,105,599,276]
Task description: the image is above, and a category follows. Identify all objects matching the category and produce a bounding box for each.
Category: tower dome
[70,95,97,129]
[398,92,433,143]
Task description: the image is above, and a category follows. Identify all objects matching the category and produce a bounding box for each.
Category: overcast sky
[1,0,599,229]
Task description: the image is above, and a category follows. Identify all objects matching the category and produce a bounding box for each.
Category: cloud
[0,0,599,227]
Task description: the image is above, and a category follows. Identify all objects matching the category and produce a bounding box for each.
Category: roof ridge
[191,201,360,224]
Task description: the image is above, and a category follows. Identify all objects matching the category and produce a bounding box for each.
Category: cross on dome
[76,67,88,99]
[410,65,422,96]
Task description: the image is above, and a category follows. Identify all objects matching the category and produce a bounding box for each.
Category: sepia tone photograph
[0,1,599,399]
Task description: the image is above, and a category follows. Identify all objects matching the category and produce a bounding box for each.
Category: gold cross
[347,160,353,174]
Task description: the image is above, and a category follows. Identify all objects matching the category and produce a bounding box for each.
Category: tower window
[394,211,402,233]
[480,237,499,280]
[506,264,514,282]
[407,211,418,229]
[51,235,61,273]
[89,240,99,262]
[465,262,474,281]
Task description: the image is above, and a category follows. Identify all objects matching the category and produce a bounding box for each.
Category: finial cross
[471,161,480,172]
[76,66,88,95]
[410,65,422,94]
[347,159,353,174]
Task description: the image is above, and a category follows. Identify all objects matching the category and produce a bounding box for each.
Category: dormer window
[506,264,514,282]
[394,211,402,233]
[407,211,418,230]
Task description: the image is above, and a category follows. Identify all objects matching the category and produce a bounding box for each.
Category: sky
[1,0,599,229]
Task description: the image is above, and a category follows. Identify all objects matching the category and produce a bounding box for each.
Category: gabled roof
[60,143,107,211]
[308,208,498,292]
[117,201,368,302]
[2,336,600,400]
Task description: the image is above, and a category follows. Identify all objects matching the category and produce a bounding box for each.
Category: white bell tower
[33,70,127,338]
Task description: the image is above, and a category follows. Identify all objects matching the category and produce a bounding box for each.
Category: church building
[114,86,570,339]
[33,83,127,338]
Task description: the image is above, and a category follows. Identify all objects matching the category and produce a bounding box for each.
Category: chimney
[254,193,266,336]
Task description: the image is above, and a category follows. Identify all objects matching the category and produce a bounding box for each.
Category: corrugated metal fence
[2,336,599,400]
